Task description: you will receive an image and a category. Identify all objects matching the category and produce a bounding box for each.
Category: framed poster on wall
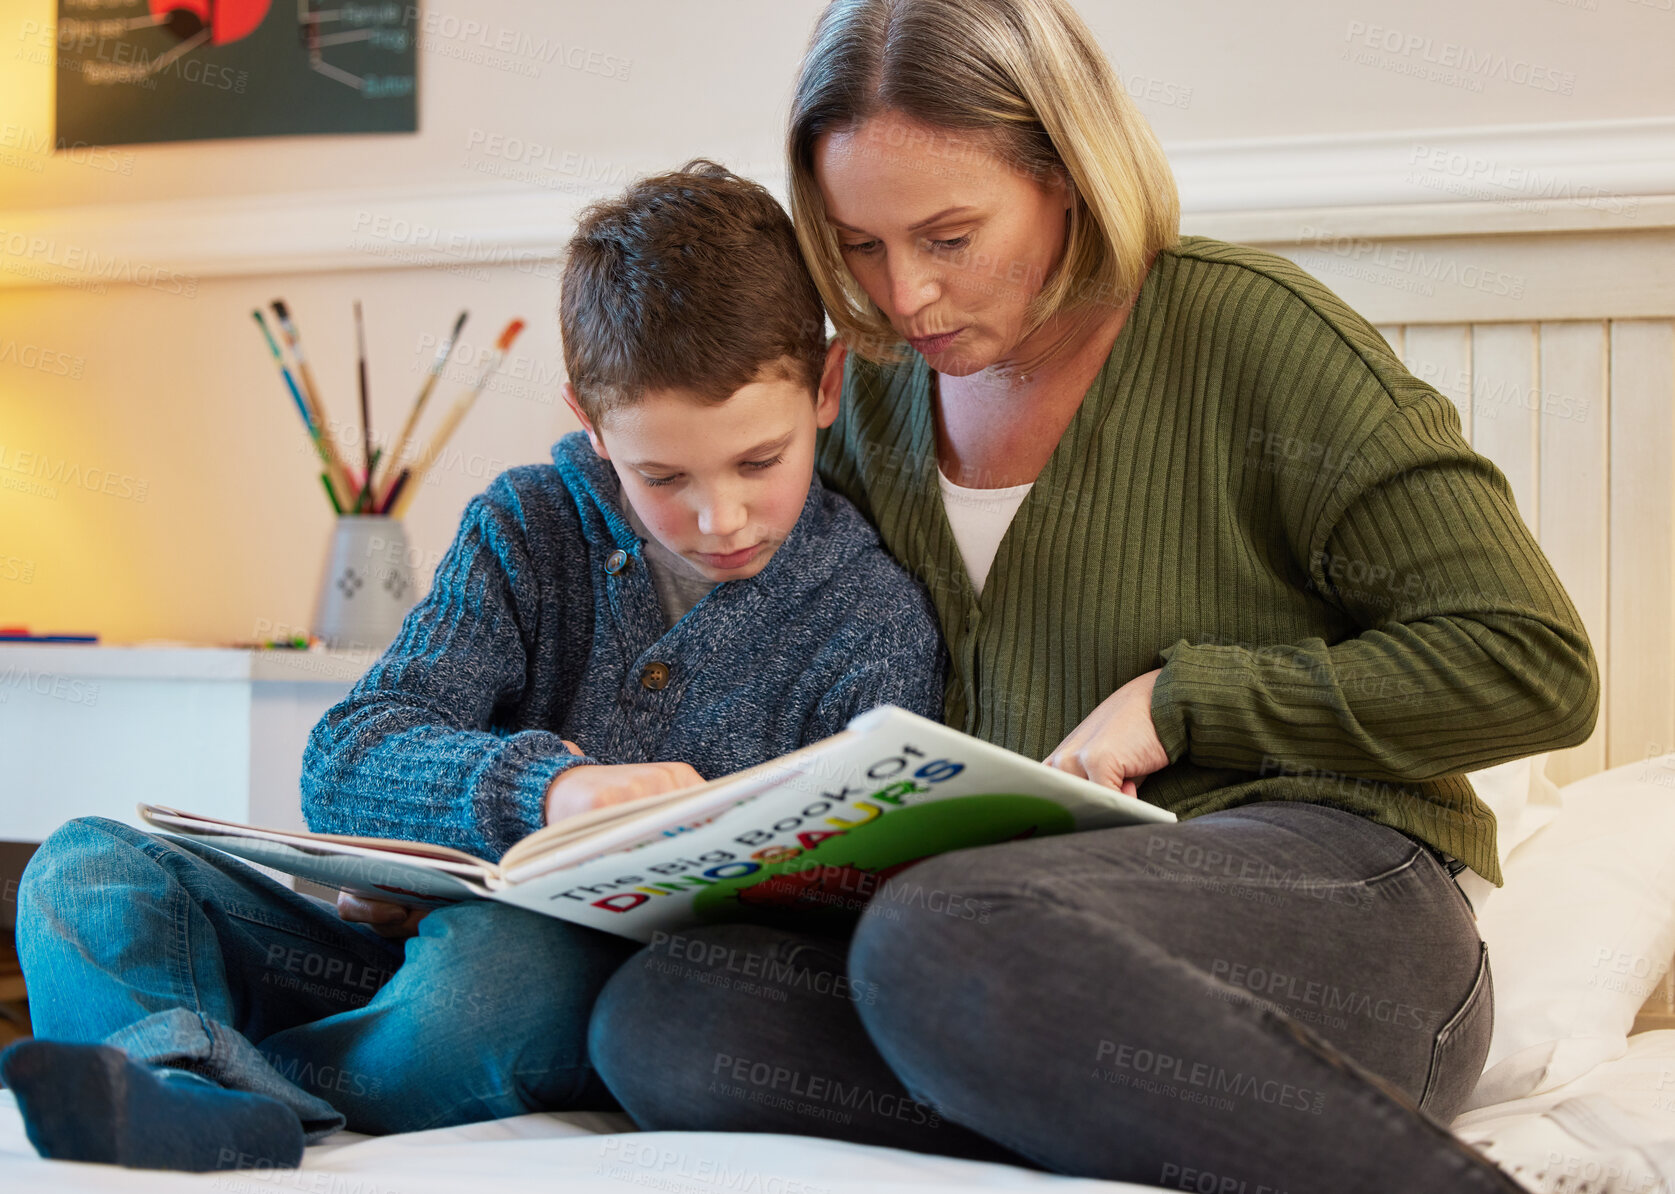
[55,1,419,147]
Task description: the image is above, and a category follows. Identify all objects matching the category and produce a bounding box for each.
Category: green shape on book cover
[692,793,1073,931]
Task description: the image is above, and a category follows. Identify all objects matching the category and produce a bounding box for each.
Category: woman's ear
[816,339,846,429]
[1044,162,1075,214]
[561,382,610,459]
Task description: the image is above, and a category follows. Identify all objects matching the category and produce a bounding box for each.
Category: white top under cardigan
[936,466,1033,596]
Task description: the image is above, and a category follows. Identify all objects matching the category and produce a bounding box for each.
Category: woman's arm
[300,475,595,859]
[1150,396,1599,783]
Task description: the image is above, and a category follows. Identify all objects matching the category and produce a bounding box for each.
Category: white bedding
[1451,1031,1675,1192]
[0,1092,1155,1194]
[6,1042,1675,1194]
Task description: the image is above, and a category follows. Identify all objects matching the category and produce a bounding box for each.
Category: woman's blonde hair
[787,0,1180,364]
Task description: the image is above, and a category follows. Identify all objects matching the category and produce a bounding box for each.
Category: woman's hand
[1044,668,1170,796]
[336,891,430,939]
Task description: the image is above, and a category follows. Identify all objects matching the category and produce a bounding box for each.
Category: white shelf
[0,644,367,843]
[0,643,375,684]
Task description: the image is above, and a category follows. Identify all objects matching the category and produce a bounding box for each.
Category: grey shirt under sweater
[620,496,716,629]
[301,431,949,861]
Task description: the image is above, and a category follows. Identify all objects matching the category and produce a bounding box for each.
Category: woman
[588,2,1597,1190]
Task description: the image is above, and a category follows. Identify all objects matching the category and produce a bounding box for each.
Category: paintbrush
[378,468,411,516]
[271,299,356,503]
[354,299,372,512]
[253,309,347,512]
[391,318,525,519]
[377,309,466,511]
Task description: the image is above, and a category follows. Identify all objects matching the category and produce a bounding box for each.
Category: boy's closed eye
[639,452,788,488]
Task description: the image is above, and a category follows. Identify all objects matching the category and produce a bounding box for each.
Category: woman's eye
[641,473,678,488]
[930,235,970,252]
[840,240,881,255]
[744,454,785,472]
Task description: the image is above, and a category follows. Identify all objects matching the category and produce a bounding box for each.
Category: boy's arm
[301,476,596,860]
[802,605,949,743]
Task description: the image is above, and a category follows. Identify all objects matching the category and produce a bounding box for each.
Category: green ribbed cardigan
[815,236,1600,885]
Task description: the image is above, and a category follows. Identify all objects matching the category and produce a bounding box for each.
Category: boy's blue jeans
[14,817,637,1141]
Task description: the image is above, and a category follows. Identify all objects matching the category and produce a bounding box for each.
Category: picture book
[139,705,1176,942]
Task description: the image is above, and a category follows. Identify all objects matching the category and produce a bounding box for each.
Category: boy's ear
[815,340,846,429]
[561,382,610,459]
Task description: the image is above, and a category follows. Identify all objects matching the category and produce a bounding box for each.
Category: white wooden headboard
[1191,204,1675,788]
[1382,318,1672,787]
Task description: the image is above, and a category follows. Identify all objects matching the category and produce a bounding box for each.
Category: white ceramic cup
[310,515,418,651]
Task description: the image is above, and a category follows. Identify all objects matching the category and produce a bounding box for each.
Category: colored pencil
[377,309,466,511]
[354,299,372,504]
[391,318,524,519]
[272,299,356,503]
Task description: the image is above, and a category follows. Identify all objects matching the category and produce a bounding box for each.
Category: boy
[1,160,946,1172]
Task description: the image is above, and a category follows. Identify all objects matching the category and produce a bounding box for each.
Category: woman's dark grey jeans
[588,801,1518,1194]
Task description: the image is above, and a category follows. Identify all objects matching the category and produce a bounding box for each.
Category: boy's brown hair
[560,159,829,424]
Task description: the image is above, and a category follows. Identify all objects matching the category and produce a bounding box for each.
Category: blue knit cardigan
[300,432,948,860]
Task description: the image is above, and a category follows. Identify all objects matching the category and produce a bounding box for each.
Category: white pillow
[1465,753,1675,1111]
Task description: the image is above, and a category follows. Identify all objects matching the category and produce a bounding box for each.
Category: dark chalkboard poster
[55,1,419,147]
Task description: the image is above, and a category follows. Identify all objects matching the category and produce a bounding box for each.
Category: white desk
[0,645,368,843]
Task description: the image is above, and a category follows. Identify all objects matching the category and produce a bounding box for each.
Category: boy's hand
[544,758,706,822]
[336,891,430,939]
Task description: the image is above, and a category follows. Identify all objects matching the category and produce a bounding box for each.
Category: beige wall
[0,262,565,644]
[2,0,1672,643]
[5,0,1671,212]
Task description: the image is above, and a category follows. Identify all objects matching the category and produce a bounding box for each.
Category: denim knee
[17,816,158,937]
[21,814,153,885]
[852,850,1004,967]
[848,851,1021,1041]
[589,923,830,1129]
[400,901,631,1025]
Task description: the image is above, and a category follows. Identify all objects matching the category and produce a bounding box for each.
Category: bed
[6,213,1673,1191]
[5,749,1675,1193]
